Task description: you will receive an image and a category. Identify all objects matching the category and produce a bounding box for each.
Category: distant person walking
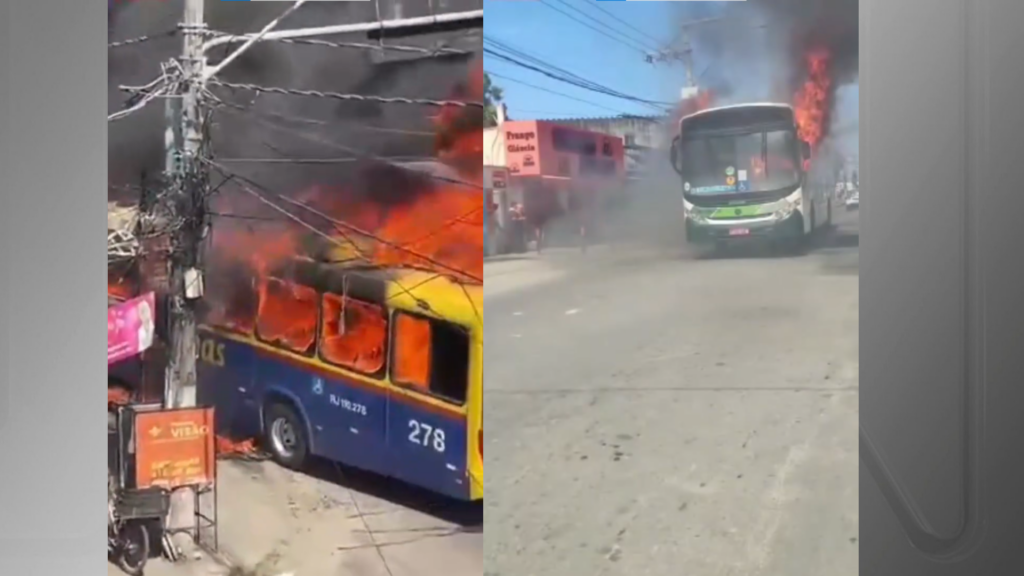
[573,190,595,254]
[509,202,527,253]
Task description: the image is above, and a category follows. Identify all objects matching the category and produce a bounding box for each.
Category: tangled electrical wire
[107,180,191,265]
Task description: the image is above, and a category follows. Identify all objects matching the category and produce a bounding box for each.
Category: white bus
[669,103,833,253]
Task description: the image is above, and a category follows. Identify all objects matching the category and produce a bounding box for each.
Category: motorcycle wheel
[116,521,150,576]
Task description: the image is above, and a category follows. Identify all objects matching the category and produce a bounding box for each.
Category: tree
[484,72,504,127]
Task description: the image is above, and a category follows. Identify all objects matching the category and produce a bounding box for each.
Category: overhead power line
[485,71,634,116]
[108,29,179,49]
[485,36,670,112]
[546,0,660,53]
[537,0,652,55]
[484,48,671,110]
[486,36,617,96]
[208,80,483,108]
[225,36,471,57]
[203,158,482,285]
[582,0,668,49]
[205,95,481,190]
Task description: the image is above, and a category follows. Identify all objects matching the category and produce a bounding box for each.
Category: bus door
[313,291,391,473]
[387,311,472,500]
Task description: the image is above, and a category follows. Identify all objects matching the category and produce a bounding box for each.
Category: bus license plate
[729,228,750,236]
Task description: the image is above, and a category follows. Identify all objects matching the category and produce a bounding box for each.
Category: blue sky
[483,0,858,134]
[484,0,697,119]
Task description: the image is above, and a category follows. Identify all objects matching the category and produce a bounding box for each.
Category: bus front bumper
[685,212,804,245]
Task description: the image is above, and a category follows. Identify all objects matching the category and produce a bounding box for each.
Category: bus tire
[263,401,309,470]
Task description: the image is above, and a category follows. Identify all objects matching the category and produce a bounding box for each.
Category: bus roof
[388,268,483,326]
[680,102,794,124]
[262,258,482,327]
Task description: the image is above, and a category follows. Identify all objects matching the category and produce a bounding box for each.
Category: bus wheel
[264,402,309,470]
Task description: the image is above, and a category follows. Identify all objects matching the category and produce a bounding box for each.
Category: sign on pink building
[108,292,156,366]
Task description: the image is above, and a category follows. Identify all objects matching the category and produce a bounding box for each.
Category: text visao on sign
[134,407,216,490]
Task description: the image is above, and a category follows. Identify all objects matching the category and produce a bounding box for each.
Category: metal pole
[201,9,483,53]
[202,0,309,82]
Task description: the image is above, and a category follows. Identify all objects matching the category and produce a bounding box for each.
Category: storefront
[501,121,625,244]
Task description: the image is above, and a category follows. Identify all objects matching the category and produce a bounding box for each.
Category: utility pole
[160,0,207,552]
[646,17,722,98]
[164,0,206,412]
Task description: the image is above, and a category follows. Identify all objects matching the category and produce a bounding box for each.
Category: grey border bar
[861,0,1024,573]
[0,0,108,573]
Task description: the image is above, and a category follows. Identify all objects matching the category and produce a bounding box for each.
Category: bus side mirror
[800,141,811,160]
[669,136,683,175]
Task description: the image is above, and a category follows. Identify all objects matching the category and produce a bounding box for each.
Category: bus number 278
[408,420,445,453]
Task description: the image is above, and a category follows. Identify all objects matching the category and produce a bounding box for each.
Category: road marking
[565,308,580,315]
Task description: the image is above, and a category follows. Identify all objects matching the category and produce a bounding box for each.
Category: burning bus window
[319,293,387,376]
[392,313,432,392]
[255,278,318,355]
[204,261,258,335]
[391,312,469,405]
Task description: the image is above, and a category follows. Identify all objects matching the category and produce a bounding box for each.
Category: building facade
[541,115,669,181]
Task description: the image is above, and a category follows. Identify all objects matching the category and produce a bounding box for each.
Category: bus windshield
[680,129,800,196]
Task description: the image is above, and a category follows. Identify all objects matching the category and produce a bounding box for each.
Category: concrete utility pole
[645,17,722,96]
[163,0,205,418]
[161,0,207,551]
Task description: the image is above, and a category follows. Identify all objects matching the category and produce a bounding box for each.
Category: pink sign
[108,292,156,366]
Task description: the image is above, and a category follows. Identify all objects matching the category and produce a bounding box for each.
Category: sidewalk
[111,459,481,576]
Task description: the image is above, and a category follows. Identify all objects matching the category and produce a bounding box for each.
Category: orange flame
[210,61,484,286]
[793,48,832,153]
[217,436,258,457]
[202,62,484,443]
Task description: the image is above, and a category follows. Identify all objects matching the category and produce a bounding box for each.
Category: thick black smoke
[674,0,857,104]
[108,0,481,205]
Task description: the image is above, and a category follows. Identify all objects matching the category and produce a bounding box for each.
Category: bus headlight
[773,204,794,220]
[686,209,706,224]
[773,196,802,220]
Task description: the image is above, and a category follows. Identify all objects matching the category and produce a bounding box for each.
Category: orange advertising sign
[135,407,216,489]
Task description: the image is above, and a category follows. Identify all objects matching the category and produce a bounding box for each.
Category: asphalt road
[483,213,860,576]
